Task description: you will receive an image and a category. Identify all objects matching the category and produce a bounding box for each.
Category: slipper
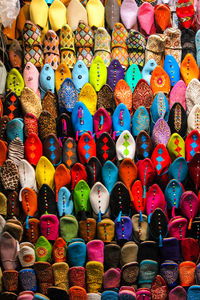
[55,61,71,93]
[25,133,43,166]
[111,23,128,71]
[20,87,42,118]
[94,28,111,67]
[107,59,124,91]
[38,111,57,140]
[150,66,171,96]
[24,113,38,137]
[67,0,88,31]
[30,0,48,30]
[42,91,58,119]
[154,4,171,32]
[23,62,40,97]
[4,91,21,120]
[105,0,120,31]
[138,2,155,36]
[43,30,60,71]
[132,79,154,112]
[6,68,24,97]
[126,30,146,68]
[86,0,105,29]
[180,53,199,86]
[164,27,182,66]
[145,34,167,66]
[48,0,67,32]
[120,0,138,30]
[23,21,44,70]
[39,64,55,100]
[97,84,116,115]
[58,78,78,113]
[89,56,107,92]
[8,40,23,71]
[79,83,97,115]
[75,21,94,68]
[72,60,89,93]
[60,24,76,69]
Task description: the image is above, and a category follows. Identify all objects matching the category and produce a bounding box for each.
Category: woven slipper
[60,24,76,69]
[23,21,44,70]
[43,30,60,71]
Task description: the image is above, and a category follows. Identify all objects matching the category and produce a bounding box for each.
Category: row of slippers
[2,54,200,119]
[2,20,200,73]
[3,284,200,299]
[0,156,200,241]
[0,217,200,290]
[1,97,200,163]
[2,0,200,44]
[1,228,200,298]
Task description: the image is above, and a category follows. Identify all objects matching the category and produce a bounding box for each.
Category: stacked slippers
[1,0,200,299]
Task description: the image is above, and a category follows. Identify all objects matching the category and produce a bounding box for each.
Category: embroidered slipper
[43,30,60,71]
[60,24,76,69]
[111,23,128,71]
[164,27,182,66]
[126,30,146,68]
[145,34,167,66]
[94,28,111,67]
[75,21,94,68]
[23,21,44,70]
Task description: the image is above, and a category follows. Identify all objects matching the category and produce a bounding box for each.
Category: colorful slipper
[75,21,94,68]
[60,24,76,69]
[111,23,128,71]
[43,30,60,71]
[23,21,44,70]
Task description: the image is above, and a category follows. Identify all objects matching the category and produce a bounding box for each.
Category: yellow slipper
[49,0,67,32]
[86,0,105,29]
[35,156,55,190]
[79,83,97,115]
[30,0,48,29]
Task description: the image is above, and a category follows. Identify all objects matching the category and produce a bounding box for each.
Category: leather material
[57,112,74,141]
[125,64,141,92]
[107,59,124,91]
[168,102,187,138]
[43,133,62,166]
[120,0,138,30]
[96,132,116,165]
[57,187,73,217]
[150,92,169,129]
[71,101,93,137]
[89,56,107,92]
[105,0,120,31]
[163,54,180,87]
[72,60,89,93]
[93,107,112,138]
[112,103,131,137]
[86,157,102,188]
[39,64,55,100]
[141,59,157,85]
